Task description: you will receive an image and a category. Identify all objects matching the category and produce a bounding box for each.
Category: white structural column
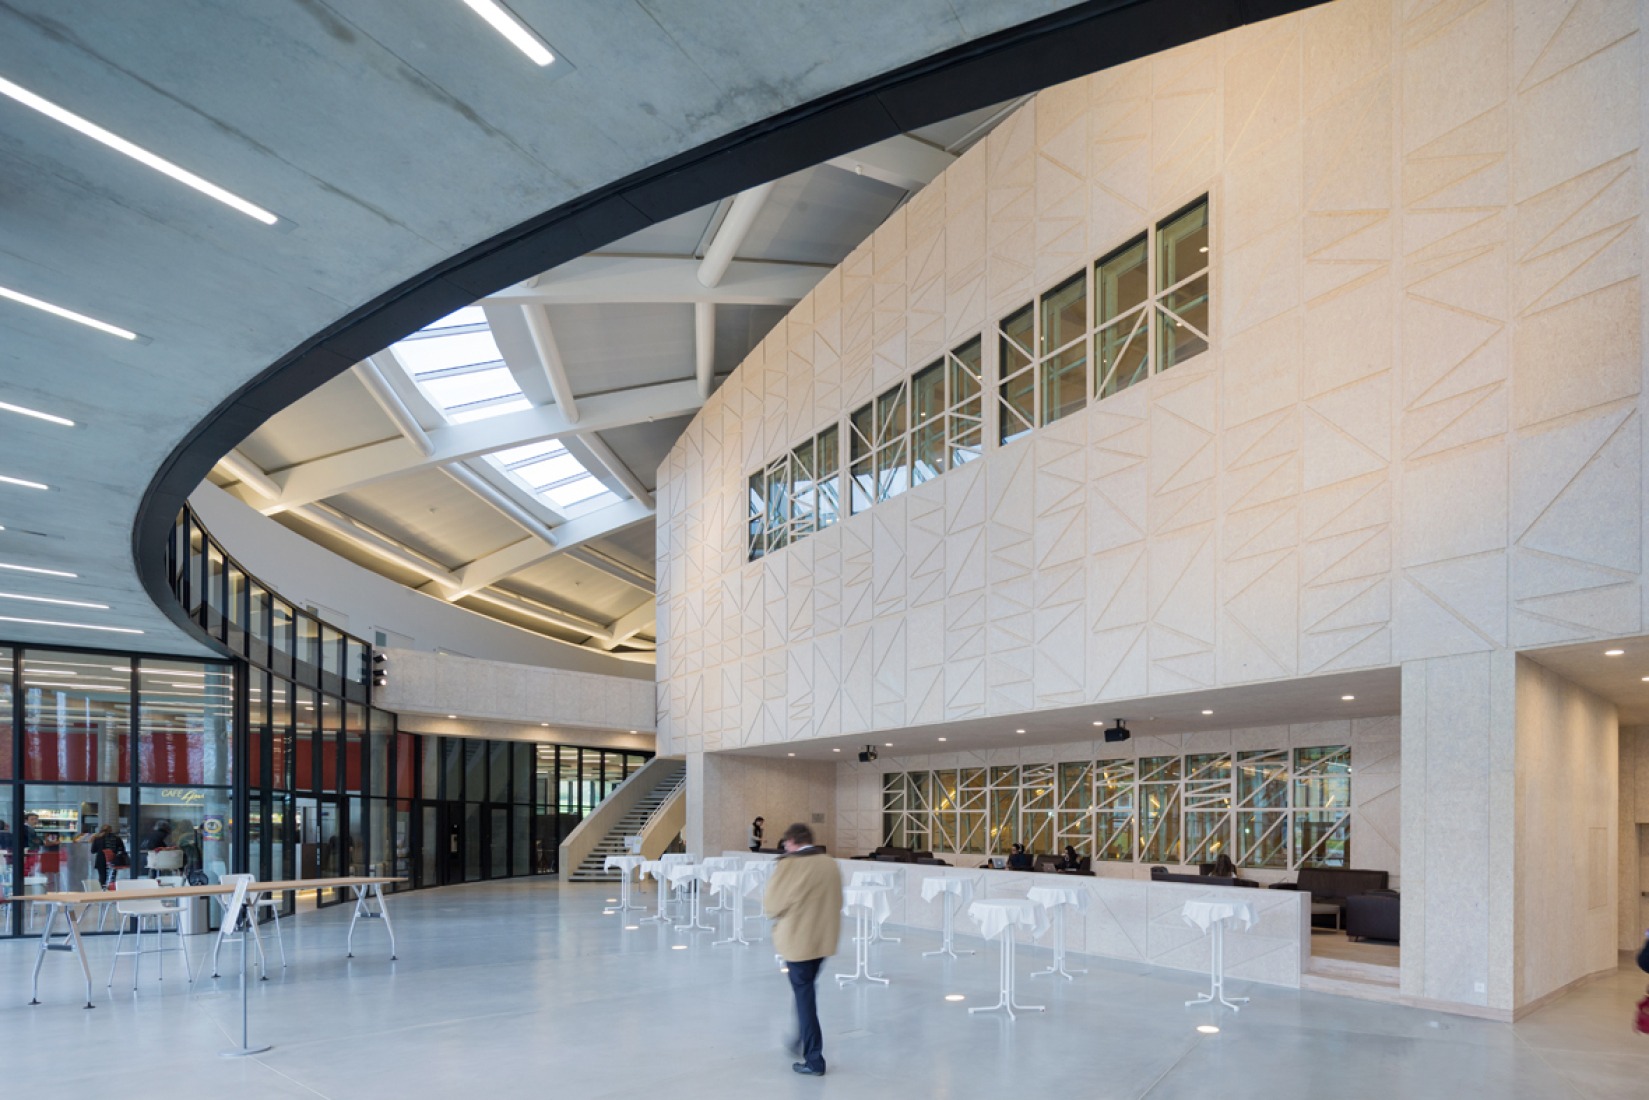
[692,183,775,402]
[1401,652,1516,1016]
[693,301,715,401]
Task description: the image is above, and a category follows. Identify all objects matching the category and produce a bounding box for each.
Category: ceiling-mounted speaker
[1103,720,1131,744]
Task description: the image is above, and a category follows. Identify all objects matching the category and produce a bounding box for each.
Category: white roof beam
[423,497,653,599]
[578,431,654,510]
[440,462,556,543]
[215,450,281,500]
[488,254,827,307]
[521,305,579,423]
[567,547,654,593]
[826,134,955,192]
[355,354,436,455]
[596,597,656,651]
[696,181,776,287]
[256,379,702,510]
[464,588,610,642]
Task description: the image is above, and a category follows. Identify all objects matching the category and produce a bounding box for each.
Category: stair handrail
[639,771,686,837]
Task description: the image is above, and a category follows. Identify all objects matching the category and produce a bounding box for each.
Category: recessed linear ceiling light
[0,75,277,225]
[832,748,841,752]
[0,284,138,340]
[1606,649,1625,656]
[0,614,141,635]
[0,400,74,427]
[0,473,48,491]
[459,1,555,66]
[0,591,108,610]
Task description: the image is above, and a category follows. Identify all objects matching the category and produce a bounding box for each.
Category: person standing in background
[762,823,842,1077]
[748,816,764,852]
[89,824,127,887]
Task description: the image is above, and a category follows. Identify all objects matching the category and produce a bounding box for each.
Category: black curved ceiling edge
[134,0,1329,654]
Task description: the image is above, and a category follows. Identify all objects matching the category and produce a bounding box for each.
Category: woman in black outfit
[749,817,764,852]
[89,824,127,887]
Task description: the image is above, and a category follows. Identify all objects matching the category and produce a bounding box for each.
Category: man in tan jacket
[762,822,842,1077]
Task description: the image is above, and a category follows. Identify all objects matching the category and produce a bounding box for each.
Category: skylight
[392,309,526,423]
[390,310,623,517]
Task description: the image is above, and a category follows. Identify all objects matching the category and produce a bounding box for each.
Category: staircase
[568,760,686,881]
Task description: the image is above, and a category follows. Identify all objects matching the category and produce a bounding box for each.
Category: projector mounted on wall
[1103,720,1131,744]
[857,745,878,763]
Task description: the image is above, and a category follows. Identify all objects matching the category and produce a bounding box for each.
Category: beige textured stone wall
[655,0,1646,754]
[1513,656,1617,1006]
[376,648,655,734]
[1621,726,1649,950]
[834,715,1400,881]
[685,755,837,858]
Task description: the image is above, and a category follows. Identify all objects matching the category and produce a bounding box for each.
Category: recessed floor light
[1201,710,1213,715]
[884,742,892,748]
[1605,649,1625,656]
[0,400,74,427]
[0,614,141,634]
[446,714,457,719]
[1015,729,1026,734]
[0,75,277,224]
[937,737,947,742]
[0,474,48,491]
[1196,1024,1219,1034]
[833,748,841,753]
[671,944,687,951]
[787,752,795,757]
[624,925,639,930]
[459,0,556,66]
[1341,695,1355,701]
[944,994,966,1002]
[0,591,108,609]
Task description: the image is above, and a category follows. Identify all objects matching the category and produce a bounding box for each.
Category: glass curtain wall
[0,646,235,937]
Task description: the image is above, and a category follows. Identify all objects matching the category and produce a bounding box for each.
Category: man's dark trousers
[787,957,826,1073]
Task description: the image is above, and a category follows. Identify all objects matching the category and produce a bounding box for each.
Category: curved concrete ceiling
[0,0,1324,658]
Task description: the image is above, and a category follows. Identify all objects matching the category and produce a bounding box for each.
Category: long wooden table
[21,875,404,1008]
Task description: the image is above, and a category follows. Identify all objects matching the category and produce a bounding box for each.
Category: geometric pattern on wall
[654,0,1646,754]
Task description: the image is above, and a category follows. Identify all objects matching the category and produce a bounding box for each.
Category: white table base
[968,926,1043,1019]
[28,902,95,1009]
[640,876,673,924]
[674,881,713,933]
[1030,905,1085,980]
[1184,918,1248,1011]
[712,892,752,947]
[618,870,643,912]
[834,905,889,986]
[922,896,975,959]
[344,883,397,960]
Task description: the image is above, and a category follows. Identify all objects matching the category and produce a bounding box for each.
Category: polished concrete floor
[1,880,1645,1098]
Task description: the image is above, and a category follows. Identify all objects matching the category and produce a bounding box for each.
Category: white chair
[107,879,195,990]
[79,877,117,933]
[210,873,267,980]
[253,887,287,970]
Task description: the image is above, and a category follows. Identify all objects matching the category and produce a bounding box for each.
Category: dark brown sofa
[1271,867,1390,928]
[1345,890,1400,943]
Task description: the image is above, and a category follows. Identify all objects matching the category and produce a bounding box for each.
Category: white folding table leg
[30,902,96,1009]
[346,884,397,960]
[834,907,889,986]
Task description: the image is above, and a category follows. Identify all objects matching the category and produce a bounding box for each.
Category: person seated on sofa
[1005,843,1032,871]
[1209,853,1237,878]
[1057,845,1081,871]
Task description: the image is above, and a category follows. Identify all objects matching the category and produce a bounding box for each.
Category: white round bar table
[739,860,775,940]
[699,857,743,912]
[835,885,892,986]
[639,860,674,924]
[709,870,751,946]
[602,854,646,912]
[669,864,714,933]
[1026,884,1089,980]
[849,868,903,944]
[919,875,977,958]
[1181,899,1255,1012]
[966,898,1047,1019]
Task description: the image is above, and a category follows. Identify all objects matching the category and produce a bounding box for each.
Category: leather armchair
[1344,890,1400,943]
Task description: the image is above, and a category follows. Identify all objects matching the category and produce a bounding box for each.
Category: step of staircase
[1301,957,1401,1004]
